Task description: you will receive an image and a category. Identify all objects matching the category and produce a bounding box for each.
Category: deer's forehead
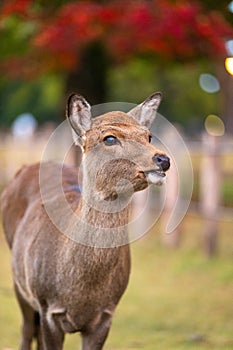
[88,124,149,139]
[91,112,149,136]
[93,111,139,126]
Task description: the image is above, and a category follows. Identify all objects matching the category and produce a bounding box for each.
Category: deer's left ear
[66,93,92,147]
[128,92,162,128]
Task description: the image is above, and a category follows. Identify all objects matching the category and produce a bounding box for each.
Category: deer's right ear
[128,92,162,129]
[66,94,92,147]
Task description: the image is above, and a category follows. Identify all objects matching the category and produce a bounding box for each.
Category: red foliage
[0,0,233,75]
[0,0,33,18]
[102,0,233,61]
[34,2,101,54]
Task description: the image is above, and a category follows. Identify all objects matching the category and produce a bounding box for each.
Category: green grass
[0,215,233,350]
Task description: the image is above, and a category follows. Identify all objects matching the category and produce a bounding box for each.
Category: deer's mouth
[144,169,166,186]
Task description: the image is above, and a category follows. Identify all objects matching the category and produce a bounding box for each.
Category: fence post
[161,157,181,247]
[200,133,221,257]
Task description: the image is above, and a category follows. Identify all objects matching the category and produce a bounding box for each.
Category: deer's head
[67,93,170,202]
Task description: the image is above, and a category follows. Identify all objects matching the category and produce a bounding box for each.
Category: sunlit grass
[0,215,233,350]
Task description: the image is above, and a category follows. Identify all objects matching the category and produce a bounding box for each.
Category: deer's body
[1,93,170,350]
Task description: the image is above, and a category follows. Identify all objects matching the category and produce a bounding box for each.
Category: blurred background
[0,1,232,349]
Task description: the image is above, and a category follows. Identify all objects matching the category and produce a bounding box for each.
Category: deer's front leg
[14,283,37,350]
[81,309,113,350]
[40,313,64,350]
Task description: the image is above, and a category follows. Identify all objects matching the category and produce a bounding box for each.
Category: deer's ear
[66,94,92,147]
[128,92,162,128]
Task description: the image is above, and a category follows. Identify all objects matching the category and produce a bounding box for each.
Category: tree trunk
[65,42,109,105]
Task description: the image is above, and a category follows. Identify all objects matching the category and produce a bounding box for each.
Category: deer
[0,92,170,350]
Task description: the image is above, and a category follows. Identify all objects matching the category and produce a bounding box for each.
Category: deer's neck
[74,191,131,248]
[78,197,131,227]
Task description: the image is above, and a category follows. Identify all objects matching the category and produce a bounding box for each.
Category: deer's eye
[103,135,120,146]
[149,134,152,143]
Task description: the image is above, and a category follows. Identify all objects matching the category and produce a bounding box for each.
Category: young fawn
[1,92,170,350]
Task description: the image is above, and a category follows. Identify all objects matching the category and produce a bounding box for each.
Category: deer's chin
[145,170,166,186]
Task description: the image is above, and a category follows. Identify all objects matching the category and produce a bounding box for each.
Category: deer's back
[0,162,80,248]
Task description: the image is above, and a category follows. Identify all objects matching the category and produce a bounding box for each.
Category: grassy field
[0,214,232,350]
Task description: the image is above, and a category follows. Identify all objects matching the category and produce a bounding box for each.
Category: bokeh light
[199,73,220,93]
[225,39,233,55]
[12,113,37,139]
[225,57,233,75]
[204,114,225,136]
[228,1,233,13]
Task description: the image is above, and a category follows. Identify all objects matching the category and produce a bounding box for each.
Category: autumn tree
[0,0,233,129]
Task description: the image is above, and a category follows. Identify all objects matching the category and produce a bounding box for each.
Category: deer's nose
[153,154,170,172]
